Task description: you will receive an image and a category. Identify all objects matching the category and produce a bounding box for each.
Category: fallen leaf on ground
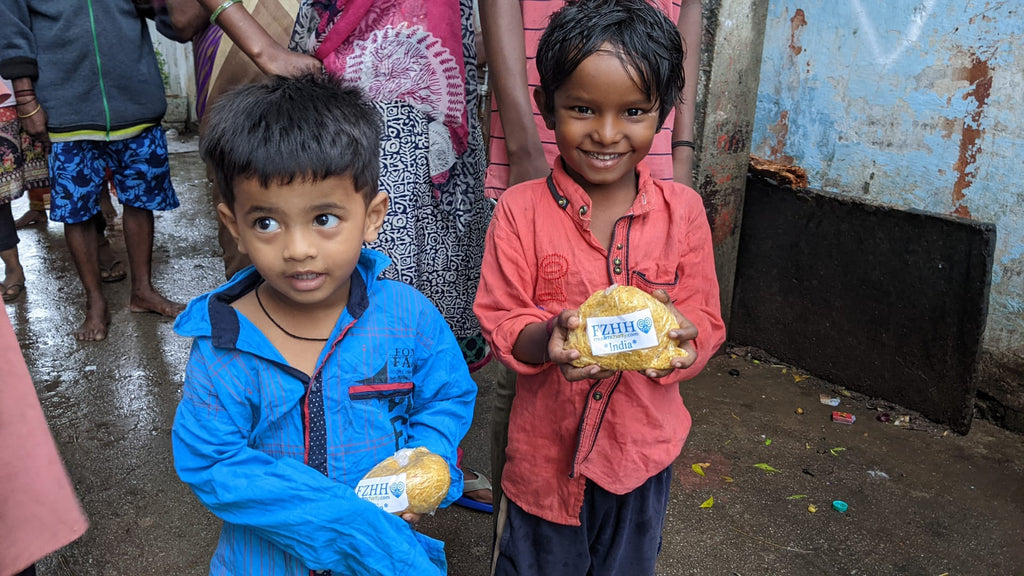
[691,463,709,476]
[700,496,714,508]
[830,447,846,456]
[754,463,780,473]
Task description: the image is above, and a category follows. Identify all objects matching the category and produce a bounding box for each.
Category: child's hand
[642,289,699,379]
[548,310,618,381]
[400,511,423,526]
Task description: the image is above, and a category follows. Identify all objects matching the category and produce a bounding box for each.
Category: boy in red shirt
[473,0,726,573]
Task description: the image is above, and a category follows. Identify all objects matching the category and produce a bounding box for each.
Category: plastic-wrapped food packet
[566,284,685,371]
[355,447,451,515]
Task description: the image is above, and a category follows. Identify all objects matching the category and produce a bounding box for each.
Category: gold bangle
[17,102,42,119]
[209,0,244,24]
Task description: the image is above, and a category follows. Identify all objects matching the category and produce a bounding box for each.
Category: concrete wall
[749,1,1024,424]
[148,22,197,131]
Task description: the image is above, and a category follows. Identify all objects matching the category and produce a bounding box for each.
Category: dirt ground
[6,145,1023,576]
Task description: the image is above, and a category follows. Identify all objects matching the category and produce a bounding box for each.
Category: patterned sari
[193,0,492,366]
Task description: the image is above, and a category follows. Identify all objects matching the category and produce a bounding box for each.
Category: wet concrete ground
[7,141,1024,575]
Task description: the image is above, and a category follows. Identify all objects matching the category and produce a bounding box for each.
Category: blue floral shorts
[48,126,179,224]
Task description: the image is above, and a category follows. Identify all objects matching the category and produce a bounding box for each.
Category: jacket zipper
[86,0,112,139]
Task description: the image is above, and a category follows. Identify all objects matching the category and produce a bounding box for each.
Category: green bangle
[209,0,244,24]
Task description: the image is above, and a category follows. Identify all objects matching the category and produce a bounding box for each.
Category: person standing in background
[0,76,41,302]
[0,0,185,341]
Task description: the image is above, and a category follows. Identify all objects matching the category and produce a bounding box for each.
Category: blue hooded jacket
[172,250,476,575]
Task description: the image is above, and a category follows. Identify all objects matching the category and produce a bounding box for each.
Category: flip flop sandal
[100,259,127,283]
[2,282,26,303]
[97,235,127,283]
[454,466,494,513]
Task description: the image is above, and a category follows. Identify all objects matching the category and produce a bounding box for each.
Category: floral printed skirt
[0,106,50,204]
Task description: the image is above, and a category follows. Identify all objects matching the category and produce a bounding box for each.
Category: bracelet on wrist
[671,140,695,150]
[209,0,244,24]
[14,89,35,97]
[15,97,37,106]
[17,102,42,119]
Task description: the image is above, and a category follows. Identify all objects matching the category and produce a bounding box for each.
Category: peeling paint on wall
[951,52,992,219]
[789,9,807,56]
[751,0,1024,372]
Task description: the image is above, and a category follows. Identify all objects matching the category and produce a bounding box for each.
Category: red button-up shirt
[475,159,726,525]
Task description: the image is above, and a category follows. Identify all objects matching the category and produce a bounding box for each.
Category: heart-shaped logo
[637,317,653,334]
[390,481,406,498]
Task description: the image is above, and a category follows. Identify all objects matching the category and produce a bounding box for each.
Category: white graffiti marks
[850,0,936,69]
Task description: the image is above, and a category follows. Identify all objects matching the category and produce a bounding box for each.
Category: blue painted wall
[751,0,1023,372]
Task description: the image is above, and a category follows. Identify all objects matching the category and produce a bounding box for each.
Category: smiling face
[536,44,661,196]
[219,174,388,313]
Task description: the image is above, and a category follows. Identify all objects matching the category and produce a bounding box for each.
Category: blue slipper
[454,467,494,513]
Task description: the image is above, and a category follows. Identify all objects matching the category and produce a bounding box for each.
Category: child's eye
[571,106,593,115]
[313,214,340,228]
[625,108,647,117]
[254,217,280,232]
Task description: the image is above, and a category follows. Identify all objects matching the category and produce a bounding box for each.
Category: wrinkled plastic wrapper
[357,447,451,515]
[567,284,683,371]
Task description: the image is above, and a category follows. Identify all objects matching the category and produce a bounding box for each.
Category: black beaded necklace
[255,284,329,342]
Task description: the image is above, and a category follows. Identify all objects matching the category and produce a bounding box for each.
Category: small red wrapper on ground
[831,411,856,424]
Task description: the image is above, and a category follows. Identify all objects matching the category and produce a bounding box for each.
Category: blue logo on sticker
[390,481,406,498]
[637,317,653,334]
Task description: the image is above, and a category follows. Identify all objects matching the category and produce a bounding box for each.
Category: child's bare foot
[74,297,110,341]
[14,209,47,229]
[130,289,186,318]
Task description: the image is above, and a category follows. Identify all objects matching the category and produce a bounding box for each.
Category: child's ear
[217,203,246,254]
[533,87,556,130]
[363,191,390,244]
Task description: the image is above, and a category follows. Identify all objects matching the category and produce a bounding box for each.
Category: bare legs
[64,208,183,341]
[1,202,26,302]
[122,205,184,317]
[64,216,107,340]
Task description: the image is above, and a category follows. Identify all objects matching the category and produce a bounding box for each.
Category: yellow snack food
[567,284,684,371]
[356,447,451,515]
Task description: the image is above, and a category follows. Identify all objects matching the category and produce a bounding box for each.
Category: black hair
[200,73,381,207]
[535,0,685,127]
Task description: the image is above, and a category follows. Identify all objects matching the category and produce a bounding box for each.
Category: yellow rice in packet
[356,447,451,515]
[567,285,685,371]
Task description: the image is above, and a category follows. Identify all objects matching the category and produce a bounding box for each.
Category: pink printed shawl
[296,0,470,182]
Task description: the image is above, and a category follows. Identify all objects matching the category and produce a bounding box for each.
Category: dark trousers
[0,202,19,252]
[494,466,672,576]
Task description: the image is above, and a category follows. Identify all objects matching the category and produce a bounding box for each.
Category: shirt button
[593,391,603,401]
[579,205,588,216]
[614,267,622,274]
[616,243,623,250]
[558,198,568,208]
[613,257,622,266]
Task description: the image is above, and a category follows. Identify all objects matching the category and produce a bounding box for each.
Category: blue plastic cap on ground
[832,500,849,512]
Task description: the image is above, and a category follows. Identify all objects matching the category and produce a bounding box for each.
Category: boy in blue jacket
[171,73,477,575]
